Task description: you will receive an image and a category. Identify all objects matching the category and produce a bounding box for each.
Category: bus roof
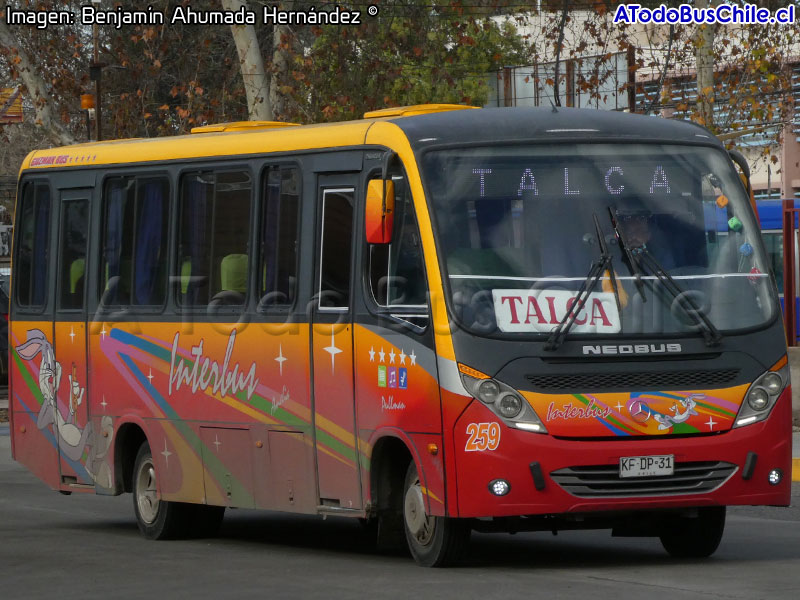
[392,107,721,153]
[19,107,720,173]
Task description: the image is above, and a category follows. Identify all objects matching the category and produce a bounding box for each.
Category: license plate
[619,454,674,478]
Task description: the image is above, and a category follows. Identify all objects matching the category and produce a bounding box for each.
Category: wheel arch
[113,417,149,494]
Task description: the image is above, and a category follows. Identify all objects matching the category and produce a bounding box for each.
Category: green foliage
[290,1,529,122]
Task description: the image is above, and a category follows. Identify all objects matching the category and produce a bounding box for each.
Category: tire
[403,461,470,567]
[132,442,193,540]
[659,507,726,558]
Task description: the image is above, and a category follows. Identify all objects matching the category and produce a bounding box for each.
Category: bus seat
[220,254,248,293]
[180,259,191,295]
[70,258,85,294]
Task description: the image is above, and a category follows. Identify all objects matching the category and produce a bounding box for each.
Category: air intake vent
[550,461,737,498]
[526,369,739,392]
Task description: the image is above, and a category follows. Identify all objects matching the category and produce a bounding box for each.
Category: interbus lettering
[168,331,259,401]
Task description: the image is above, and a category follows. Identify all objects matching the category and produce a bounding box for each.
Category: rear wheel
[132,442,193,539]
[659,507,726,558]
[403,461,470,567]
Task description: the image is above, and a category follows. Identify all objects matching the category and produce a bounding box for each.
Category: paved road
[2,424,800,600]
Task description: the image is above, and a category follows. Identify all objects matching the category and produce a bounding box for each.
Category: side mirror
[365,179,395,244]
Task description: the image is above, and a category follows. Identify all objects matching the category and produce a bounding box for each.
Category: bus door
[53,188,93,490]
[311,178,362,510]
[10,179,58,488]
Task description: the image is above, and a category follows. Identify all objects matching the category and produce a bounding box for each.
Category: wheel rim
[135,457,159,525]
[404,475,435,547]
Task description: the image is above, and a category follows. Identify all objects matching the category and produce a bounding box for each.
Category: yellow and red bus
[9,105,791,566]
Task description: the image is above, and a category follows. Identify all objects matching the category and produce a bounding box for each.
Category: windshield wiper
[634,247,723,347]
[608,207,646,302]
[545,214,621,351]
[608,207,721,346]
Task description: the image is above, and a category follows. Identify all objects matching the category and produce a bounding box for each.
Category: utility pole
[90,0,104,140]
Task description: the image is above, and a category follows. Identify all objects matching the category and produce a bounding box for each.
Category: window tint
[58,199,89,310]
[260,166,300,308]
[99,177,169,307]
[368,175,428,307]
[319,189,354,309]
[178,170,252,306]
[15,182,50,308]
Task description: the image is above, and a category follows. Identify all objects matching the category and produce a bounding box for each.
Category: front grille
[550,461,737,498]
[526,369,739,392]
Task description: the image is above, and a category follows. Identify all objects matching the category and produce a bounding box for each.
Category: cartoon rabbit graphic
[16,329,113,488]
[653,393,702,431]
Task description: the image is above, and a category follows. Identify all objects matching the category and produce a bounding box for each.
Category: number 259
[465,422,501,452]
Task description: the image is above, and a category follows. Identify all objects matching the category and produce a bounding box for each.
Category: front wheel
[403,461,470,567]
[132,442,194,539]
[659,506,726,558]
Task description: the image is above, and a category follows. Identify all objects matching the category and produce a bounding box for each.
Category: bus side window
[178,170,252,306]
[15,182,51,309]
[259,166,300,308]
[58,199,89,310]
[99,177,169,307]
[319,189,354,309]
[368,175,428,308]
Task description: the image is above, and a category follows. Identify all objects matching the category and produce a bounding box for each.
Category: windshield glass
[422,143,776,338]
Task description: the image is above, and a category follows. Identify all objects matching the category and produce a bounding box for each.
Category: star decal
[409,349,417,366]
[369,346,376,362]
[324,327,342,374]
[389,349,396,364]
[705,416,717,431]
[161,440,172,467]
[275,344,287,375]
[378,347,386,363]
[399,349,407,365]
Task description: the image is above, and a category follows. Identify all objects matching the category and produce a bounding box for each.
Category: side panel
[89,321,317,508]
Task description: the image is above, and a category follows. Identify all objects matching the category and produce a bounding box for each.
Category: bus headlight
[746,387,769,411]
[477,380,501,404]
[498,394,522,419]
[459,364,548,434]
[734,360,788,428]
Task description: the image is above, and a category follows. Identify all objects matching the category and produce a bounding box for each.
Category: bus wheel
[659,507,726,558]
[132,441,191,540]
[403,462,470,567]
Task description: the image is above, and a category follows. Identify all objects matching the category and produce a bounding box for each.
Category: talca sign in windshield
[492,289,620,334]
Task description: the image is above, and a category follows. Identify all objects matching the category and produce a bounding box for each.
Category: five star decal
[371,343,417,368]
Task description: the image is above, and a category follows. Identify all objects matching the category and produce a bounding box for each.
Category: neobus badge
[492,289,621,334]
[582,343,683,355]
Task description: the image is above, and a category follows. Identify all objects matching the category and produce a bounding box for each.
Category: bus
[9,105,791,567]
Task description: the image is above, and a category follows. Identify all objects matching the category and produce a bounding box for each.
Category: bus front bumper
[452,387,792,518]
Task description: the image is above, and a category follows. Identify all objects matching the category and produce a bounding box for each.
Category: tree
[289,1,530,122]
[0,2,82,146]
[221,0,271,120]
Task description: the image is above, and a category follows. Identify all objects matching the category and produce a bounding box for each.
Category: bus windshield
[422,143,776,339]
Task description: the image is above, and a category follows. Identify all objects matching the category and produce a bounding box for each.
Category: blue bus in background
[756,199,796,340]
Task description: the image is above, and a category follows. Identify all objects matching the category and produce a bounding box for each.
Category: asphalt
[1,397,798,480]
